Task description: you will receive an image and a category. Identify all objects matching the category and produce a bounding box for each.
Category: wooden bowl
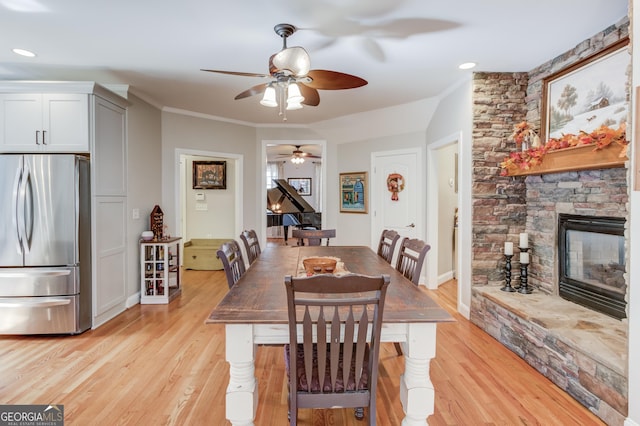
[303,257,337,275]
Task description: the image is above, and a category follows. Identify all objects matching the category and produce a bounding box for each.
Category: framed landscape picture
[287,178,312,196]
[193,160,226,189]
[339,172,367,214]
[541,38,629,142]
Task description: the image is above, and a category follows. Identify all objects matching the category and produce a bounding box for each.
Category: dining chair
[376,229,401,264]
[284,273,390,425]
[291,229,336,246]
[216,240,247,289]
[239,229,261,265]
[395,237,431,285]
[393,237,431,355]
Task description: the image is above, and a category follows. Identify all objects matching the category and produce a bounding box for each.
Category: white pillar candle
[519,232,529,248]
[504,242,513,255]
[520,252,529,264]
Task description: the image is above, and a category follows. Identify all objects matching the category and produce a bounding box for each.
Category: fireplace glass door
[558,214,626,319]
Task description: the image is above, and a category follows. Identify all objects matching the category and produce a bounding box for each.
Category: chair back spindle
[395,237,431,285]
[239,229,261,265]
[376,229,400,264]
[216,240,247,289]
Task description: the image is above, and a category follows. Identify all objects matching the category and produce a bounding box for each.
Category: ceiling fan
[201,23,367,117]
[277,145,321,164]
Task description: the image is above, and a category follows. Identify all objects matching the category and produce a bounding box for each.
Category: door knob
[407,223,415,228]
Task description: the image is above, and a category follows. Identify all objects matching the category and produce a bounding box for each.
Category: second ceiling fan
[201,23,367,115]
[277,145,321,164]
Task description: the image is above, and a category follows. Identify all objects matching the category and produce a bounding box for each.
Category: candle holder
[500,254,516,292]
[518,247,532,294]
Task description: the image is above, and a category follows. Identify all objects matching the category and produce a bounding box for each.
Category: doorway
[426,133,460,291]
[260,140,326,247]
[175,148,243,258]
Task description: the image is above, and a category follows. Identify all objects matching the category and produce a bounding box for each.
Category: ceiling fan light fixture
[286,83,304,104]
[291,156,305,165]
[260,85,278,107]
[286,101,303,111]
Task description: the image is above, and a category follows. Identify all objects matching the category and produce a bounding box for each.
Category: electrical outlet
[195,203,208,211]
[132,208,140,219]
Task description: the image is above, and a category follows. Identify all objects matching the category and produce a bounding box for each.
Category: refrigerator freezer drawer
[0,267,78,297]
[0,295,85,334]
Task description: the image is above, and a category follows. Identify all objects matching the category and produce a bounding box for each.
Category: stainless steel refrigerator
[0,154,91,334]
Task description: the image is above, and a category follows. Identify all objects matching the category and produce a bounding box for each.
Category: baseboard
[437,270,454,286]
[127,292,141,308]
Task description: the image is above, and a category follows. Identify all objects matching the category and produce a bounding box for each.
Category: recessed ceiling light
[458,62,476,70]
[12,48,36,58]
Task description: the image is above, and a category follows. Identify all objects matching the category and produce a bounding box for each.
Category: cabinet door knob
[35,130,40,145]
[42,130,46,145]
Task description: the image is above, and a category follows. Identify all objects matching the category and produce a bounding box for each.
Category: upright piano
[267,179,321,244]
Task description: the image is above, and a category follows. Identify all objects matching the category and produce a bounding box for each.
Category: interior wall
[184,155,236,240]
[336,131,427,247]
[161,111,258,237]
[424,76,474,316]
[125,93,162,303]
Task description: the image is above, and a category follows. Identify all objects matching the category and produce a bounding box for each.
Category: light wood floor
[0,269,604,425]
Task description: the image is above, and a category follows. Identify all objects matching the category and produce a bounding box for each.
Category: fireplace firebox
[558,214,626,320]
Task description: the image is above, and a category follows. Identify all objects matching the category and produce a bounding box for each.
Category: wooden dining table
[206,245,453,426]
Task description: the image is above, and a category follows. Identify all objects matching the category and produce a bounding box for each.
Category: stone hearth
[471,287,627,425]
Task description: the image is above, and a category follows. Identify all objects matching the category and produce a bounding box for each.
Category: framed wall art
[193,161,226,190]
[287,177,312,196]
[339,172,367,214]
[541,38,629,142]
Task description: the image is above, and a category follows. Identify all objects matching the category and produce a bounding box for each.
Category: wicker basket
[303,257,338,275]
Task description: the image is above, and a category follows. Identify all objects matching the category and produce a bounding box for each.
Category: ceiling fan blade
[201,69,270,78]
[298,84,320,106]
[305,70,367,90]
[234,83,268,100]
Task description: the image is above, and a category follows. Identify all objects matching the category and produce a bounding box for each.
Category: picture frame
[339,172,367,214]
[287,177,312,196]
[193,160,226,189]
[541,38,629,143]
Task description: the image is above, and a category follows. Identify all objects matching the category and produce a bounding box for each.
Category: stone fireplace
[524,167,628,302]
[469,15,630,423]
[558,213,626,319]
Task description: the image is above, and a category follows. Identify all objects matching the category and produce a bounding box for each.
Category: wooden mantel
[505,142,628,177]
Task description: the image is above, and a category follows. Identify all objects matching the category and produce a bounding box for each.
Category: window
[266,162,281,189]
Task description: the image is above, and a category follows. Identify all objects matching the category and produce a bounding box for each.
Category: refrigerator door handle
[0,298,72,308]
[15,163,26,254]
[21,164,34,252]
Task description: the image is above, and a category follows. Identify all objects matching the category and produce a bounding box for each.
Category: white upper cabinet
[0,93,89,152]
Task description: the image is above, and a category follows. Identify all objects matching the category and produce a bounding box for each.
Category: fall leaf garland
[499,123,627,176]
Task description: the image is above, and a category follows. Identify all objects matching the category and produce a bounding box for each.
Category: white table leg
[399,323,437,426]
[225,324,258,426]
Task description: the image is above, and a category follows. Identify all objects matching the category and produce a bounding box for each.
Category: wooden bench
[183,239,230,270]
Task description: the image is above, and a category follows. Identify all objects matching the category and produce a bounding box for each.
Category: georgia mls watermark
[0,405,64,426]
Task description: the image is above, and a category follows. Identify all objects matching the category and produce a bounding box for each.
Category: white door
[371,148,423,264]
